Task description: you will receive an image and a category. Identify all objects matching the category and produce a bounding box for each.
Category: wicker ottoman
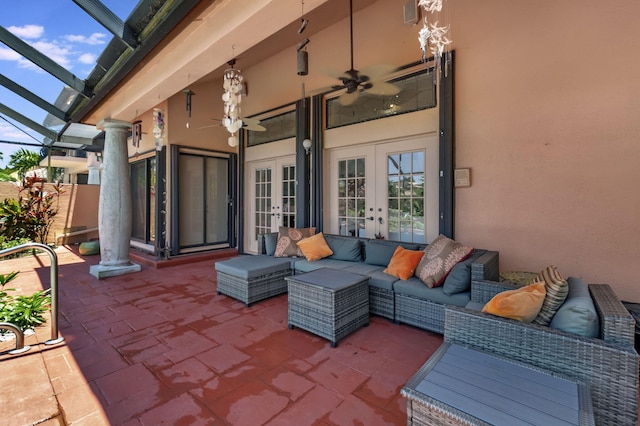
[286,268,369,347]
[402,343,594,425]
[215,255,292,306]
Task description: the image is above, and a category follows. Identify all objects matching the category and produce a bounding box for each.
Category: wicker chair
[444,279,639,425]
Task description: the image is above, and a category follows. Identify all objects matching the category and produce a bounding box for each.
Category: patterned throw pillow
[274,227,316,257]
[532,265,569,326]
[415,235,474,288]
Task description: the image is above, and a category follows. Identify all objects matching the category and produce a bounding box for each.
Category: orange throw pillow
[296,232,334,261]
[384,246,425,280]
[482,281,547,323]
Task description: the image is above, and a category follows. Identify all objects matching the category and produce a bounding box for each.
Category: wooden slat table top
[404,343,594,425]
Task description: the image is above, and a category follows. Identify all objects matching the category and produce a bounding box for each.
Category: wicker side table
[215,255,292,306]
[402,343,594,425]
[286,268,369,347]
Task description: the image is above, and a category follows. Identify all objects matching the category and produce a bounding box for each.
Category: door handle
[378,217,383,224]
[367,216,374,221]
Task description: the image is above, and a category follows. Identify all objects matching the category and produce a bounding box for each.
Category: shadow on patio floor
[0,245,442,425]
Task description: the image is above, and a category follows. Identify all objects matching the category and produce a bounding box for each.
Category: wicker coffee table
[286,268,369,347]
[402,343,594,425]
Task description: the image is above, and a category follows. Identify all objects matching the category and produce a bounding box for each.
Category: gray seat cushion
[394,277,470,307]
[343,264,396,291]
[264,233,278,256]
[442,250,485,295]
[325,235,363,261]
[215,255,290,279]
[294,258,355,273]
[364,240,419,266]
[549,277,599,337]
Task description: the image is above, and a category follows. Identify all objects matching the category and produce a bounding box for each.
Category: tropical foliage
[0,177,64,244]
[7,148,42,180]
[0,271,51,333]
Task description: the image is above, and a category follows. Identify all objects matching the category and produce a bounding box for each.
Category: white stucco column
[90,119,141,279]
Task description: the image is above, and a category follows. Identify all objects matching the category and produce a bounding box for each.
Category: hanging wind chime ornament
[183,89,195,128]
[417,0,452,69]
[222,60,244,147]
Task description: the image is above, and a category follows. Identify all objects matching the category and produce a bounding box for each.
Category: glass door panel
[327,136,438,243]
[130,156,156,244]
[179,155,205,246]
[387,151,425,243]
[246,157,295,253]
[254,167,273,239]
[206,157,229,243]
[177,152,231,250]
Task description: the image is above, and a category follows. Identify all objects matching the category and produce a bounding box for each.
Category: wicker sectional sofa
[444,279,639,425]
[257,232,499,333]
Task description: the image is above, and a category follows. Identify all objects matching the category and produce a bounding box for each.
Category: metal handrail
[0,242,64,347]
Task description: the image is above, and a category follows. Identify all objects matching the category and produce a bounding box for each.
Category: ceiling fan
[331,0,401,106]
[199,116,266,132]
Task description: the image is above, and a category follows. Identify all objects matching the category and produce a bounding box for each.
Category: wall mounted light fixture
[302,138,312,155]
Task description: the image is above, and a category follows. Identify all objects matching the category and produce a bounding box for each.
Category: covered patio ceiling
[0,0,374,153]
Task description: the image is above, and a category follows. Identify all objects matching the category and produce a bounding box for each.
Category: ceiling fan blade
[242,117,260,126]
[367,81,401,96]
[361,63,397,81]
[340,90,360,106]
[245,123,266,132]
[198,124,218,130]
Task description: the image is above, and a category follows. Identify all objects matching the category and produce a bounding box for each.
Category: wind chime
[417,0,453,74]
[222,59,244,147]
[183,89,195,128]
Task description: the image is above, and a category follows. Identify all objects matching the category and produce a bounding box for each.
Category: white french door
[326,136,439,244]
[245,156,296,253]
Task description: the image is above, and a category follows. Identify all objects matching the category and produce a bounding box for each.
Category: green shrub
[0,271,51,333]
[0,177,63,245]
[0,236,32,260]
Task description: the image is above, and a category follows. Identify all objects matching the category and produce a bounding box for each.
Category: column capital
[97,118,132,131]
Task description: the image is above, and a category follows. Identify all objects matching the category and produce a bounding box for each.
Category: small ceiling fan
[331,0,401,106]
[199,116,266,132]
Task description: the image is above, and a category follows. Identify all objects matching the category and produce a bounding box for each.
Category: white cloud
[64,32,107,46]
[77,53,97,65]
[8,25,44,39]
[0,122,40,143]
[0,47,39,70]
[30,40,72,69]
[0,47,22,61]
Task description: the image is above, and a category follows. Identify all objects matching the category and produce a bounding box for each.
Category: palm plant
[7,148,42,180]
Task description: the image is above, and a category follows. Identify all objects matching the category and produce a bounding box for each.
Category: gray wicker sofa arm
[444,306,639,426]
[470,250,499,282]
[589,284,636,346]
[469,279,518,304]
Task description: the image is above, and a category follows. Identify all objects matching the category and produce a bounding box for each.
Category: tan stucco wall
[450,0,640,301]
[0,182,99,245]
[134,0,639,301]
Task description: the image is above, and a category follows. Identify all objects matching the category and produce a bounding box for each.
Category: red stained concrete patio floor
[0,246,443,425]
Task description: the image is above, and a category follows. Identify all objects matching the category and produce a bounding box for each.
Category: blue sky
[0,1,134,168]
